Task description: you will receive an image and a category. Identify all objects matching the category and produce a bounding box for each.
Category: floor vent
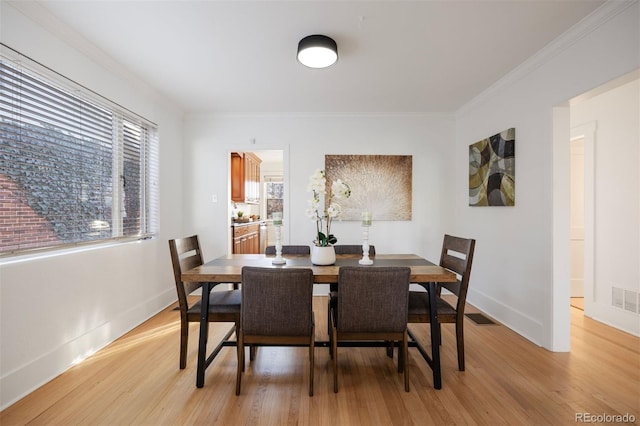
[612,287,639,314]
[465,313,498,325]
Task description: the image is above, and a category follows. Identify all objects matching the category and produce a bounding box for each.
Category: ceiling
[22,0,605,114]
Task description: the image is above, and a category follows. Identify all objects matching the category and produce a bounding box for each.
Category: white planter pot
[311,245,336,265]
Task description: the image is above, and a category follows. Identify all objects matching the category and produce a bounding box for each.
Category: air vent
[624,290,638,313]
[612,287,624,309]
[612,286,639,314]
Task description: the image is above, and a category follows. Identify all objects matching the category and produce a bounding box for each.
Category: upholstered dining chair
[236,267,315,396]
[168,235,241,369]
[327,245,376,331]
[264,245,311,255]
[330,266,411,393]
[407,234,475,371]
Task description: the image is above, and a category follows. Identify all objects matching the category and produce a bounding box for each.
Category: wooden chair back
[168,235,203,314]
[264,245,311,255]
[406,234,476,371]
[169,235,241,369]
[437,234,476,313]
[333,244,376,256]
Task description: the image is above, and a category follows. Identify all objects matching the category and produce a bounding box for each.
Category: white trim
[457,1,637,118]
[552,106,571,352]
[571,122,597,316]
[0,286,175,411]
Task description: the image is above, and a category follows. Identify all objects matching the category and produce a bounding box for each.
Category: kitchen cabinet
[232,223,261,254]
[231,152,261,204]
[230,152,244,202]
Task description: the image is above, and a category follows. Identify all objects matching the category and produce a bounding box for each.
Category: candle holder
[359,224,373,265]
[272,224,286,265]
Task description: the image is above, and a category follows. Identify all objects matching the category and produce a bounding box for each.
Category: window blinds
[0,47,158,255]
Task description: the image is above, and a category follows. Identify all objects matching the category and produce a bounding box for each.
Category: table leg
[196,282,211,388]
[428,282,442,389]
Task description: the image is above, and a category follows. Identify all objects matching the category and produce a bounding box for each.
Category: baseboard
[0,288,175,410]
[466,288,544,347]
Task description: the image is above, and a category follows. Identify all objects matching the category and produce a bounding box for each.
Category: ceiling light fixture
[297,35,338,68]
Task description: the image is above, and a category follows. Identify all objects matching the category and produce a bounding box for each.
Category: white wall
[0,3,184,409]
[571,77,640,335]
[184,113,456,266]
[454,2,639,349]
[2,0,638,411]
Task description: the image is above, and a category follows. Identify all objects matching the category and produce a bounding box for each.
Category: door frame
[570,122,596,314]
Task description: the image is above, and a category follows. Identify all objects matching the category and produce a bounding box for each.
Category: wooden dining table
[181,253,457,390]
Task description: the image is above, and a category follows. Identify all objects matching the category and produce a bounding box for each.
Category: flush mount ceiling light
[297,35,338,68]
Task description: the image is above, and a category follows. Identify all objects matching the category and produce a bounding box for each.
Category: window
[265,178,284,220]
[0,47,159,256]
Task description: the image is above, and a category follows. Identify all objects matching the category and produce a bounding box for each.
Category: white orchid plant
[306,169,351,247]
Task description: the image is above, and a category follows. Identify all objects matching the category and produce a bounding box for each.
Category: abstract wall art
[469,128,515,206]
[325,154,412,221]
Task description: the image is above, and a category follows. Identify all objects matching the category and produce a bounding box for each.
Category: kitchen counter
[231,221,265,254]
[231,220,265,227]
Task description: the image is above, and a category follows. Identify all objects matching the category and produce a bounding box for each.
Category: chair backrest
[241,267,314,336]
[337,267,410,333]
[264,245,311,255]
[438,234,476,312]
[168,235,204,311]
[333,244,376,256]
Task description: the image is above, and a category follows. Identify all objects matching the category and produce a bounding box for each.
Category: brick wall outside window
[0,175,59,252]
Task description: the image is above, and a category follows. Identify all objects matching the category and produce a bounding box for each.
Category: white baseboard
[466,288,545,348]
[0,288,176,410]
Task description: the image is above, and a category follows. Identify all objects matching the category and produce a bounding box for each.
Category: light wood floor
[2,297,638,425]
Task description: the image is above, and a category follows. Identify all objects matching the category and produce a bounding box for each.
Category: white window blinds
[0,46,159,256]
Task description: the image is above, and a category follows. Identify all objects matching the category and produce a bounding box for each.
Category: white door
[570,138,585,297]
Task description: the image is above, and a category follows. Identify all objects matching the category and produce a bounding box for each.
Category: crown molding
[456,0,638,118]
[187,111,456,120]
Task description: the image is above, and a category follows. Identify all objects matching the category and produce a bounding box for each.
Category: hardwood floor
[2,297,638,425]
[570,297,585,311]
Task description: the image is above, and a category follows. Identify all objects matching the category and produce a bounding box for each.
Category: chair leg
[438,323,443,345]
[236,333,244,395]
[456,320,465,371]
[327,297,334,355]
[403,330,410,392]
[397,342,403,373]
[327,298,331,339]
[309,323,315,397]
[328,305,334,359]
[387,340,394,359]
[179,319,188,369]
[332,326,338,393]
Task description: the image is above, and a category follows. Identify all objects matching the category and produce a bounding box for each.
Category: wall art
[325,154,412,221]
[469,128,515,206]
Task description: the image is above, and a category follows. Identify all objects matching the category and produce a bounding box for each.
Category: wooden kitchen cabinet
[231,152,245,202]
[231,152,261,204]
[232,223,261,254]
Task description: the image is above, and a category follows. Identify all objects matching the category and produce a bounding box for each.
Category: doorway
[554,70,640,350]
[228,149,284,253]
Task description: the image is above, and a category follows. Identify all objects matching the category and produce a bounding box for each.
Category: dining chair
[168,235,241,369]
[264,245,311,255]
[330,266,411,393]
[407,234,475,371]
[327,244,376,332]
[333,244,376,256]
[236,267,315,396]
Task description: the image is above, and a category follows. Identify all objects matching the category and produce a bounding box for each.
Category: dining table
[181,253,457,390]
